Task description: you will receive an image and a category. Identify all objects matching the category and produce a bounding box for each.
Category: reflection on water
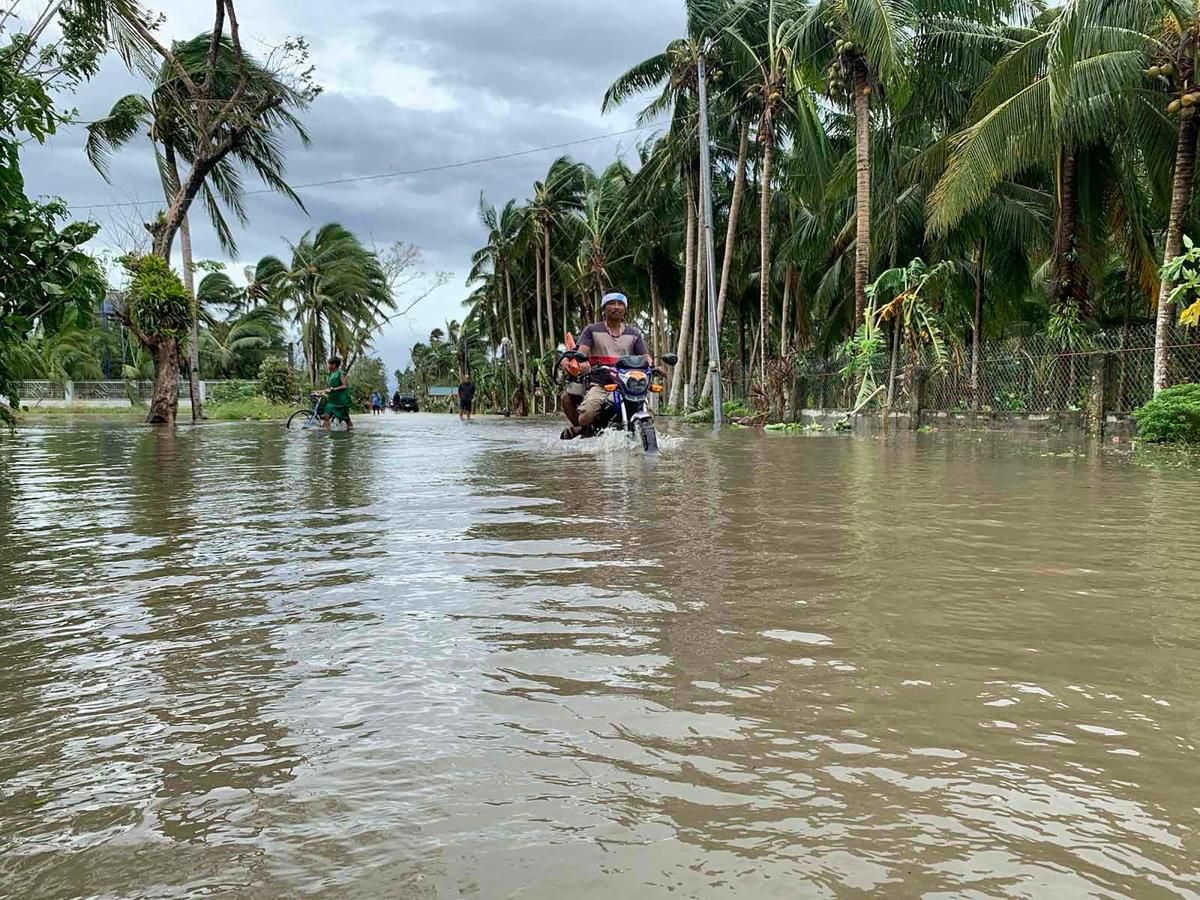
[2,416,1200,898]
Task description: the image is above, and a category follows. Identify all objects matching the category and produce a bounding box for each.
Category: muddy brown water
[2,417,1199,898]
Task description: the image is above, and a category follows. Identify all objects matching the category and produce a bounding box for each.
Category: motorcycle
[560,349,678,452]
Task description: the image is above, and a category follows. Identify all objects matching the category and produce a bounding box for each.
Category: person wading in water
[321,356,353,431]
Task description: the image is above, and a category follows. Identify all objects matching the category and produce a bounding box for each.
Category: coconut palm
[1045,0,1200,392]
[252,224,393,385]
[531,158,587,351]
[726,0,808,381]
[471,198,530,383]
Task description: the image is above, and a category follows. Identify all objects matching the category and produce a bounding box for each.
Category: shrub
[257,357,298,403]
[1133,383,1200,443]
[206,397,291,421]
[209,380,259,404]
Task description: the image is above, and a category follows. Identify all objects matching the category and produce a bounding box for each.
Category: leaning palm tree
[252,224,394,385]
[470,199,529,383]
[198,307,283,379]
[531,157,587,351]
[85,32,309,420]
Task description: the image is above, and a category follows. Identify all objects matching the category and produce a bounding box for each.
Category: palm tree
[85,32,309,420]
[727,0,807,382]
[1047,0,1200,392]
[531,157,587,350]
[471,199,529,384]
[252,224,393,385]
[801,0,916,329]
[604,12,712,407]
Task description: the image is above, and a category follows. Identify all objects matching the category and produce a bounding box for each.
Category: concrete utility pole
[697,50,723,428]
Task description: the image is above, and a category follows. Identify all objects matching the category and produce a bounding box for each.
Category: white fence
[15,380,247,408]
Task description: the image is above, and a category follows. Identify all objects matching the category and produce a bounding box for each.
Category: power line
[72,121,669,212]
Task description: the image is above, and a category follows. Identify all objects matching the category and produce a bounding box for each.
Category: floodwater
[2,416,1199,899]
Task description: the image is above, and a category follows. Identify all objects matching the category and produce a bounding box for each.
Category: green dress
[326,369,351,421]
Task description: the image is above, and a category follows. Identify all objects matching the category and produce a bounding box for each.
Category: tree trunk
[886,314,901,408]
[179,213,204,422]
[504,265,522,382]
[1119,284,1131,410]
[1052,148,1080,313]
[759,117,774,387]
[717,119,749,331]
[699,123,748,407]
[853,68,872,329]
[668,179,697,410]
[147,338,181,425]
[544,227,555,347]
[780,264,792,358]
[738,290,749,401]
[1155,110,1199,393]
[972,236,985,408]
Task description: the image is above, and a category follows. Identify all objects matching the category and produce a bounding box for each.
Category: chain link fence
[782,324,1200,414]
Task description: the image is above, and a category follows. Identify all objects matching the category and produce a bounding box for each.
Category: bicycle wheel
[287,409,315,429]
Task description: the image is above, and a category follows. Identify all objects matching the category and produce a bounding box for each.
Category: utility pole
[697,49,723,428]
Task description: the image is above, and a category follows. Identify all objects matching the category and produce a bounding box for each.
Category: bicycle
[286,392,350,430]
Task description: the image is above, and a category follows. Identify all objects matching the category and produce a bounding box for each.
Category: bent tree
[118,255,191,419]
[104,0,317,423]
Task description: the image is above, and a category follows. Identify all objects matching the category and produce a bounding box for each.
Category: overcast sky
[19,0,686,382]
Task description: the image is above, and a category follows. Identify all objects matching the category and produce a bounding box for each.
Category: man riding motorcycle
[560,291,652,439]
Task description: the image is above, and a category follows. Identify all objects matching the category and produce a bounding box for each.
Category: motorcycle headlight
[622,372,649,396]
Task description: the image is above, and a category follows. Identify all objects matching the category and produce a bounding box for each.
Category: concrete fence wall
[16,380,234,409]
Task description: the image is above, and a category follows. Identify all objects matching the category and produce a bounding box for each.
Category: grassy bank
[206,398,294,421]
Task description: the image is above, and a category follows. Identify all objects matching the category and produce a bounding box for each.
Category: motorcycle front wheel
[637,418,659,453]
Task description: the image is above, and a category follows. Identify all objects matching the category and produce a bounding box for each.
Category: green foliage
[257,356,298,403]
[1133,383,1200,443]
[681,400,751,423]
[208,380,259,404]
[1163,235,1200,327]
[349,357,388,410]
[206,397,293,421]
[121,255,191,341]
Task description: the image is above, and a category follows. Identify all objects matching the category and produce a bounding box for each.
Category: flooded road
[2,415,1199,898]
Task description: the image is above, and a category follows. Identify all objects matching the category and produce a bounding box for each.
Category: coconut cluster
[828,39,870,100]
[1146,62,1199,117]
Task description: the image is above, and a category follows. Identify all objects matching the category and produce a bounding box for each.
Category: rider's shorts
[563,381,586,398]
[579,385,610,419]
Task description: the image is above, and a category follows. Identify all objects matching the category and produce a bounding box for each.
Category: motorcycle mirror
[661,353,679,366]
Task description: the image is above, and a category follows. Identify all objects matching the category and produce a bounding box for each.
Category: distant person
[391,389,402,413]
[321,356,353,431]
[370,391,383,415]
[458,376,476,422]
